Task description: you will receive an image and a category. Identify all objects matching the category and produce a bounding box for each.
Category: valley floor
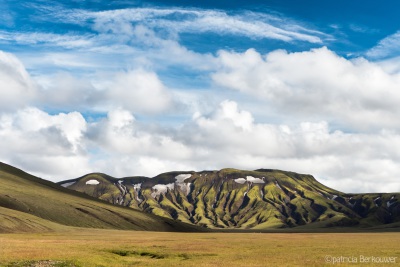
[0,229,399,267]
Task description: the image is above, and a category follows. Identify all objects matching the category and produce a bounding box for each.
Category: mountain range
[0,161,399,233]
[58,168,400,230]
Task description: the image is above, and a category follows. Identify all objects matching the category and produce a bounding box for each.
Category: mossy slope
[61,167,400,229]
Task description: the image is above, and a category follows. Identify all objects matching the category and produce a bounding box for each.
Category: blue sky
[1,0,400,193]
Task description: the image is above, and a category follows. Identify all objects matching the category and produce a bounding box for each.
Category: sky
[1,0,400,193]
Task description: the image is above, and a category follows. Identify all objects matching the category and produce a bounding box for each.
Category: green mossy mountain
[59,168,400,229]
[0,162,202,233]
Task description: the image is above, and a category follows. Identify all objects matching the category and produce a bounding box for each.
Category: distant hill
[0,162,202,233]
[59,168,400,230]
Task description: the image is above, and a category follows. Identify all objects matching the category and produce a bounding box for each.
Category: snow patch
[86,179,100,185]
[61,181,75,188]
[332,195,338,200]
[116,182,126,195]
[133,183,143,203]
[234,176,265,184]
[185,183,192,195]
[175,174,192,195]
[176,181,192,195]
[234,178,246,184]
[246,176,265,184]
[133,183,142,190]
[175,174,192,183]
[151,183,174,198]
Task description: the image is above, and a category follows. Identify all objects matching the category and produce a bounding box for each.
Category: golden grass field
[0,229,399,267]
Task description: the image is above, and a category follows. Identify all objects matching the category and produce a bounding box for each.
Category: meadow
[1,229,399,267]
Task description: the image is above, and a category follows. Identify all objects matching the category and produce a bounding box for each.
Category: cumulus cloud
[37,72,98,110]
[90,156,194,180]
[34,68,174,114]
[88,109,192,158]
[83,108,194,176]
[213,47,400,130]
[186,101,400,193]
[1,102,399,193]
[104,69,173,113]
[0,107,90,179]
[0,51,36,111]
[84,108,195,177]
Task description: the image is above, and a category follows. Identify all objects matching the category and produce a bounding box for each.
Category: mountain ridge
[58,167,400,230]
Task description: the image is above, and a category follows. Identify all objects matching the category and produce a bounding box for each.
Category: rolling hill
[59,168,400,230]
[0,162,202,233]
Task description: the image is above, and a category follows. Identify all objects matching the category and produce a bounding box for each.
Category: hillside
[0,162,202,233]
[59,168,400,229]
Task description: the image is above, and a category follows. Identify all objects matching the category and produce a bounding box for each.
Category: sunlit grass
[1,229,399,267]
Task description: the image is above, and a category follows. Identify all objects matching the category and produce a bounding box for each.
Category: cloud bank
[213,47,400,130]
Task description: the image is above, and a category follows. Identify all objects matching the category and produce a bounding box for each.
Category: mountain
[59,168,400,230]
[0,162,202,233]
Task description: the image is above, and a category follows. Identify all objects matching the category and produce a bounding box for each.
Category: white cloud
[349,24,378,34]
[366,31,400,59]
[0,5,325,76]
[82,108,195,177]
[0,107,90,180]
[0,51,36,111]
[1,102,399,193]
[37,72,98,110]
[186,101,400,193]
[0,31,95,49]
[206,100,254,131]
[33,68,174,114]
[375,56,400,75]
[104,69,173,113]
[91,156,193,179]
[59,7,325,43]
[88,108,192,160]
[213,47,400,130]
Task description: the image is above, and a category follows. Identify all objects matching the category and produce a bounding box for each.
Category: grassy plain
[1,229,399,267]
